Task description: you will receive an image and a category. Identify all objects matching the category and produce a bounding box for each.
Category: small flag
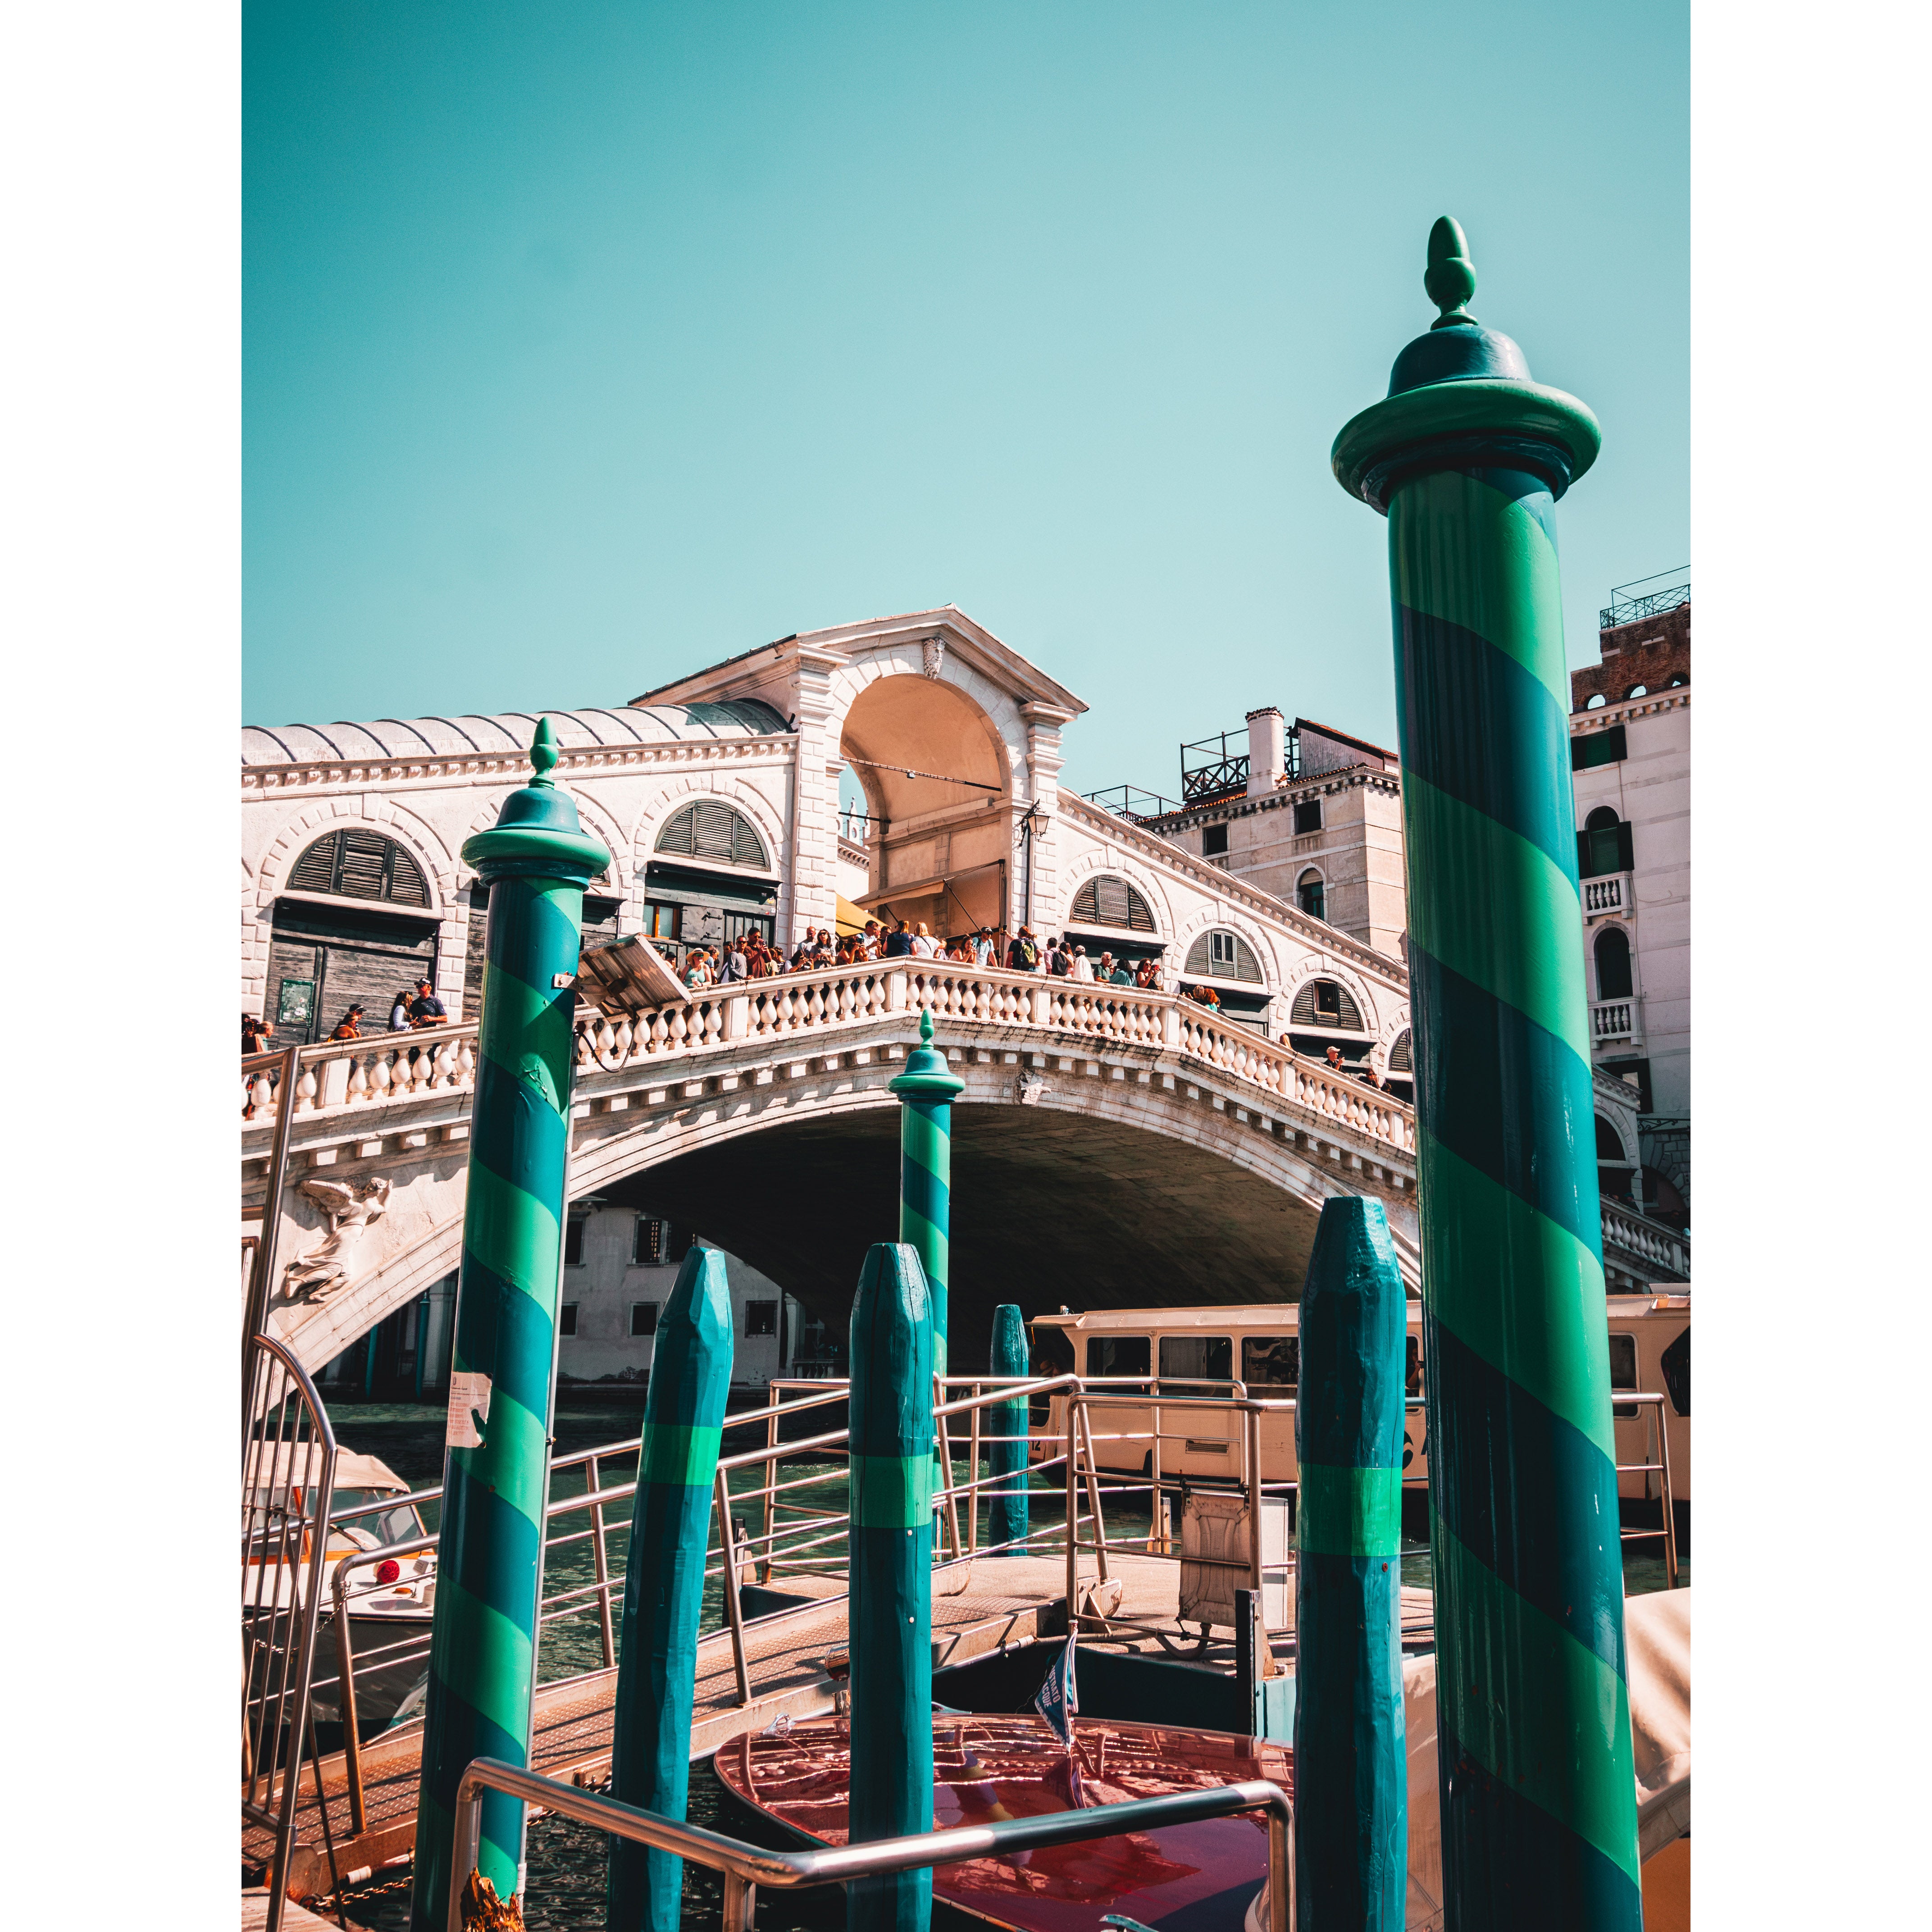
[1034,1628,1079,1750]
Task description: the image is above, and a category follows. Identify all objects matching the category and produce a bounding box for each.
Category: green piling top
[889,1006,966,1103]
[1331,217,1601,512]
[460,718,612,885]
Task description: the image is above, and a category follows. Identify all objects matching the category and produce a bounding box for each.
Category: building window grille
[287,829,432,907]
[1594,925,1634,1000]
[1184,929,1263,984]
[1293,799,1322,834]
[564,1219,587,1267]
[633,1218,690,1266]
[1296,870,1325,920]
[654,800,770,870]
[1290,978,1364,1030]
[745,1300,778,1338]
[630,1302,660,1338]
[1202,823,1229,857]
[1070,875,1156,932]
[559,1303,579,1337]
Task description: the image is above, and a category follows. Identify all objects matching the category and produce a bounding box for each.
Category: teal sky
[245,2,1687,805]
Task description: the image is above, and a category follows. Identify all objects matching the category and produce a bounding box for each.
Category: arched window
[1594,925,1633,1000]
[1625,684,1649,700]
[1071,874,1156,932]
[1183,929,1263,984]
[1584,692,1608,709]
[655,800,770,870]
[1595,1115,1627,1162]
[1667,674,1687,688]
[1388,1028,1412,1073]
[1296,869,1325,920]
[1578,806,1631,879]
[287,829,431,907]
[1290,978,1364,1030]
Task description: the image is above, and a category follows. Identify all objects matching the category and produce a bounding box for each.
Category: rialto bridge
[241,605,1689,1377]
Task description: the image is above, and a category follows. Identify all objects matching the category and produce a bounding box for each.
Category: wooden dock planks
[248,1553,1433,1900]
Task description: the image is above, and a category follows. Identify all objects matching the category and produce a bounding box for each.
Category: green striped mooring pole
[846,1242,936,1932]
[986,1302,1030,1555]
[888,1007,962,1379]
[1294,1195,1408,1932]
[408,721,610,1932]
[607,1245,734,1932]
[1333,219,1639,1929]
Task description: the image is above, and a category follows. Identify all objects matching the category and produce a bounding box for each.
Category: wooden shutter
[289,834,340,895]
[1074,875,1154,932]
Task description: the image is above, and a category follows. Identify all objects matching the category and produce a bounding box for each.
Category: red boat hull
[714,1711,1292,1931]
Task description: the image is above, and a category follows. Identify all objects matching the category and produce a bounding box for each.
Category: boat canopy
[245,1444,412,1498]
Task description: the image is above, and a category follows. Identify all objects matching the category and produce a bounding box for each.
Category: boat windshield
[329,1488,424,1548]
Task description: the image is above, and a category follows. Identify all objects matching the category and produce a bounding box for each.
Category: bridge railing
[243,957,1420,1159]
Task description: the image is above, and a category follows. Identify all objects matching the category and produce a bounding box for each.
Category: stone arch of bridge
[833,657,1021,933]
[265,1062,1418,1381]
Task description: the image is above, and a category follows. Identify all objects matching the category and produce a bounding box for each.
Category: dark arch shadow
[596,1103,1330,1373]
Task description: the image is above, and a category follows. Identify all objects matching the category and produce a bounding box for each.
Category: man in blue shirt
[409,979,448,1027]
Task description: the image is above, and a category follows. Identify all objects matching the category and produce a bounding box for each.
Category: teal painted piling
[409,721,610,1931]
[1333,220,1639,1930]
[887,1009,962,1379]
[607,1246,734,1932]
[1294,1196,1409,1931]
[986,1303,1030,1554]
[846,1243,935,1932]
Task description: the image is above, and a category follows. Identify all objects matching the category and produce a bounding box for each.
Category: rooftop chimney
[1246,707,1285,796]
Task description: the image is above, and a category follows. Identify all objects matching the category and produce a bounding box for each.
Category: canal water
[319,1399,1686,1930]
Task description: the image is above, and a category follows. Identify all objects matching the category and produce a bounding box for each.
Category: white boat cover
[244,1443,411,1499]
[1402,1585,1691,1920]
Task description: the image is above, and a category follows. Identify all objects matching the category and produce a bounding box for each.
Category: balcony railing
[1600,570,1689,631]
[1081,784,1181,823]
[1591,998,1641,1044]
[1583,873,1631,917]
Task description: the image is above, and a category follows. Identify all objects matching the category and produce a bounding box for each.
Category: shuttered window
[287,829,431,907]
[1388,1028,1412,1072]
[1290,979,1365,1030]
[1070,875,1156,932]
[1572,725,1627,770]
[1183,929,1263,983]
[655,800,769,869]
[1577,817,1635,878]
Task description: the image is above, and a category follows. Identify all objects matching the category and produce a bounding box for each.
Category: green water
[318,1400,1686,1929]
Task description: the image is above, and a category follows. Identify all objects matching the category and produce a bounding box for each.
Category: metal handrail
[242,1335,337,1932]
[447,1756,1292,1932]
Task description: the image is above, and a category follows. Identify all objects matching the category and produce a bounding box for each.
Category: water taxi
[1028,1293,1690,1545]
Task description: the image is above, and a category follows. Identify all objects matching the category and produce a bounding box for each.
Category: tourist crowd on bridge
[245,926,1395,1094]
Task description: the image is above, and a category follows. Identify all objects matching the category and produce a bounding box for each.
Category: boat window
[331,1488,423,1547]
[1087,1335,1150,1392]
[1159,1334,1233,1387]
[1660,1326,1690,1416]
[1241,1336,1298,1388]
[1406,1335,1423,1397]
[1608,1331,1639,1419]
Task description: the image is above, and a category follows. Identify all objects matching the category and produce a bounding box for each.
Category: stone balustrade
[242,957,1418,1160]
[1599,1197,1691,1282]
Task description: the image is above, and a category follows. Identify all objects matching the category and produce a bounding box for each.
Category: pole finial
[919,1007,934,1045]
[1424,216,1478,329]
[530,717,560,784]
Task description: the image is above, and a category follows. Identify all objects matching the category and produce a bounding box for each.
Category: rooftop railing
[1600,570,1689,631]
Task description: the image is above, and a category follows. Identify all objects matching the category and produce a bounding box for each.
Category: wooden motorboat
[715,1710,1289,1931]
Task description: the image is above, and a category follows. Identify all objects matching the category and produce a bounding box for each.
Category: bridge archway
[263,1046,1419,1380]
[838,671,1016,935]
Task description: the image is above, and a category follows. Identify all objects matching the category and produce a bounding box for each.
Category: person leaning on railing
[243,1012,273,1053]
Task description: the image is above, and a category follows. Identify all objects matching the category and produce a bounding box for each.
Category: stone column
[1333,219,1638,1930]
